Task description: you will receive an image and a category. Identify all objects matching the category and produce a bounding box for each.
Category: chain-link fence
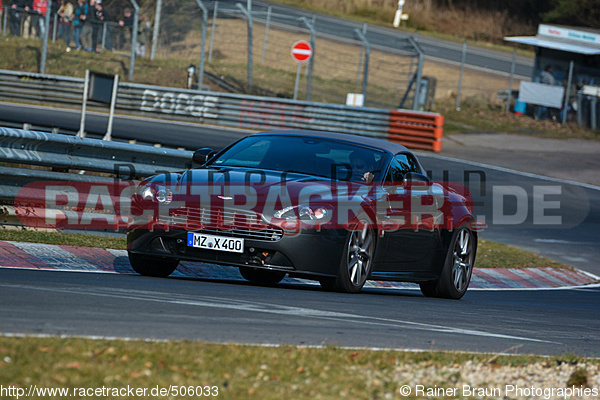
[1,0,518,111]
[147,1,423,109]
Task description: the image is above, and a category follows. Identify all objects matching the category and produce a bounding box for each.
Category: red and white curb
[0,241,598,290]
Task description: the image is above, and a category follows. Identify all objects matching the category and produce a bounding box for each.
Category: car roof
[253,130,411,155]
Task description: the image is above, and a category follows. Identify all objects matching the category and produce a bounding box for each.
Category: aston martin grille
[162,207,284,242]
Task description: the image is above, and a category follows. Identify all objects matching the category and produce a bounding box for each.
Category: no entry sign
[291,40,313,63]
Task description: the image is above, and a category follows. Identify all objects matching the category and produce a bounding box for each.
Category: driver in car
[349,150,376,183]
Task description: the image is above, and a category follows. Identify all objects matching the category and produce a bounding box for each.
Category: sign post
[291,40,313,100]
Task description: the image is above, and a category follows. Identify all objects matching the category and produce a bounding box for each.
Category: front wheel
[128,252,179,278]
[420,226,476,300]
[321,218,375,293]
[239,267,286,286]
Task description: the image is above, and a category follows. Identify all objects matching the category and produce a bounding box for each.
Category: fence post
[408,36,423,112]
[299,17,315,101]
[3,9,7,36]
[456,41,467,111]
[150,0,161,60]
[562,60,574,126]
[354,27,370,104]
[356,23,367,83]
[209,1,218,62]
[261,5,271,65]
[236,3,253,89]
[40,0,52,74]
[128,0,140,82]
[52,13,57,42]
[194,0,208,89]
[506,49,516,114]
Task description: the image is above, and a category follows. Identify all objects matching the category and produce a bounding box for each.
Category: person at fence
[90,0,111,52]
[9,0,31,36]
[79,0,95,50]
[57,0,74,45]
[535,65,557,121]
[117,7,133,49]
[20,0,34,37]
[136,14,151,57]
[67,0,87,51]
[32,0,48,37]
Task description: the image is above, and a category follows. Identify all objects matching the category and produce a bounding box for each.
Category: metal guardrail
[0,127,192,204]
[0,69,443,151]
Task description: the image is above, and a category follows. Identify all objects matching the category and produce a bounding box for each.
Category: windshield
[209,135,386,182]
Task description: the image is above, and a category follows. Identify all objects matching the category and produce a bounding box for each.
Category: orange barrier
[388,110,444,152]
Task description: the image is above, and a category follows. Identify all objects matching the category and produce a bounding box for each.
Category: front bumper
[127,227,348,278]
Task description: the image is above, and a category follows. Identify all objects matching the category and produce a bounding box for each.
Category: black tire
[326,217,375,293]
[419,226,476,300]
[239,267,286,286]
[128,252,179,278]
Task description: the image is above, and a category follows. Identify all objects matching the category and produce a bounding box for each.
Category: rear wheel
[239,267,286,286]
[320,218,375,293]
[420,226,476,299]
[128,253,179,278]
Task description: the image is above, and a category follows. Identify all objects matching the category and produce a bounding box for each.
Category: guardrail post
[236,3,253,89]
[354,27,370,104]
[78,69,90,138]
[103,74,120,141]
[150,0,162,60]
[194,0,208,89]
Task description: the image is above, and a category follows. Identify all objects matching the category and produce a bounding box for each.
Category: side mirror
[192,148,215,165]
[403,172,430,185]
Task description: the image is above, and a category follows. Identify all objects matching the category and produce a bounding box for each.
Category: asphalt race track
[1,267,599,357]
[1,105,599,356]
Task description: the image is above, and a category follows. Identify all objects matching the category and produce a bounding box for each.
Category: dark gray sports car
[127,130,478,299]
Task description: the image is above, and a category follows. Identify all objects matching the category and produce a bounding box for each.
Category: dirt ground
[156,17,518,108]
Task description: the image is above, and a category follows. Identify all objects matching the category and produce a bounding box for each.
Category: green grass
[0,228,570,270]
[0,336,596,400]
[437,98,600,141]
[0,228,127,250]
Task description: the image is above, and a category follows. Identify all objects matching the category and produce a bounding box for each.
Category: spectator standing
[9,0,30,36]
[91,0,111,52]
[32,0,47,37]
[535,65,557,121]
[117,6,133,48]
[57,0,74,45]
[20,0,33,37]
[68,0,87,51]
[118,7,148,56]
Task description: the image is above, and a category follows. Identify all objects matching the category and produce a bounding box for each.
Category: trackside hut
[505,24,600,125]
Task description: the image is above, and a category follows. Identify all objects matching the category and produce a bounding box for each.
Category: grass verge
[0,228,570,270]
[0,336,597,400]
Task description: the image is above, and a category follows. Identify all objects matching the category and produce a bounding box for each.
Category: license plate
[187,233,244,253]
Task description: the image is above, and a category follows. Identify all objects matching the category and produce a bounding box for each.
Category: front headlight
[138,184,173,204]
[274,205,329,221]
